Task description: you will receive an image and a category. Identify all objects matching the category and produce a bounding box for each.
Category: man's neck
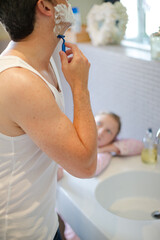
[2,33,58,71]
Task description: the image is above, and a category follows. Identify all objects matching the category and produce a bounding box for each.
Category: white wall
[53,43,160,141]
[0,40,10,53]
[0,23,10,40]
[69,0,103,24]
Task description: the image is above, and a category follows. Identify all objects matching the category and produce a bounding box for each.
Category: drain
[152,211,160,219]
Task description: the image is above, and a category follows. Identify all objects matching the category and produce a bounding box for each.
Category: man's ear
[37,0,53,17]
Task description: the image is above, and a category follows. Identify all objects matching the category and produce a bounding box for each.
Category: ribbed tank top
[0,55,65,240]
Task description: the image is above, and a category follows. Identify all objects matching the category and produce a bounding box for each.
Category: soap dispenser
[141,128,157,164]
[150,27,160,60]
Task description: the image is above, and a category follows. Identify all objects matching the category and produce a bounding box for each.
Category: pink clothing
[95,139,143,176]
[57,166,64,181]
[94,152,112,176]
[114,139,143,156]
[64,223,80,240]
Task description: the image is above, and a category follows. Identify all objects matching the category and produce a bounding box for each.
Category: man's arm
[3,44,97,178]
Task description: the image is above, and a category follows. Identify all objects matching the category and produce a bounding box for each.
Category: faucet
[156,129,160,161]
[156,129,160,139]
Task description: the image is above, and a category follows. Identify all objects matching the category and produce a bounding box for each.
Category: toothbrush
[57,35,66,52]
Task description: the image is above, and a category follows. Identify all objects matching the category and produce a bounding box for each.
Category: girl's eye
[106,129,111,134]
[96,121,102,126]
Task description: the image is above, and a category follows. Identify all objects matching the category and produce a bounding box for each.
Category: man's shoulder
[0,67,45,91]
[0,66,38,81]
[0,67,50,105]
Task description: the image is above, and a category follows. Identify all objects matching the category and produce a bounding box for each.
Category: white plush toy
[87,2,128,46]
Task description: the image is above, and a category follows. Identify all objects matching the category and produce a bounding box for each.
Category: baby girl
[96,111,121,153]
[95,112,143,175]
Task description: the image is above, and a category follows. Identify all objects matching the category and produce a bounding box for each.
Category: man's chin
[60,22,72,34]
[54,22,72,37]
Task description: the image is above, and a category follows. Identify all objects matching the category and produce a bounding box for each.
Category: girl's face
[95,114,119,148]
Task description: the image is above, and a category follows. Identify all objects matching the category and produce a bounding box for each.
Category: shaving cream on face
[54,3,75,36]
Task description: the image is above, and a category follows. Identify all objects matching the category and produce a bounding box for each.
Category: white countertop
[56,156,160,240]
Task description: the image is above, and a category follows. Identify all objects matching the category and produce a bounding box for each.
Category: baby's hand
[98,143,120,154]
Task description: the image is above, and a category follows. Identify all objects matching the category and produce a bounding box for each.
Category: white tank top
[0,55,65,240]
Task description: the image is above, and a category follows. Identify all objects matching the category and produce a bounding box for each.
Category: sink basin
[95,171,160,221]
[57,156,160,240]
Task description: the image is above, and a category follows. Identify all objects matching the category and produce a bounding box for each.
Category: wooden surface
[65,25,91,43]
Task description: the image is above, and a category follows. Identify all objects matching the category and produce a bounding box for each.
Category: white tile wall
[54,43,160,140]
[0,40,9,53]
[69,0,103,24]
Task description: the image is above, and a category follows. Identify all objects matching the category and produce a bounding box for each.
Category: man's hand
[59,42,90,91]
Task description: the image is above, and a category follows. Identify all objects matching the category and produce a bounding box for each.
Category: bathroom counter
[56,156,160,240]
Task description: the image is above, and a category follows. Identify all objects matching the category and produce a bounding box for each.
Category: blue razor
[57,35,66,52]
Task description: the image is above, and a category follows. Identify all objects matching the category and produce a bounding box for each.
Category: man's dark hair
[103,0,120,3]
[0,0,39,41]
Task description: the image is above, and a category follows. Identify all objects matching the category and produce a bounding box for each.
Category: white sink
[95,171,160,221]
[57,156,160,240]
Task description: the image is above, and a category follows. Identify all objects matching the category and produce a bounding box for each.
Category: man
[0,0,97,239]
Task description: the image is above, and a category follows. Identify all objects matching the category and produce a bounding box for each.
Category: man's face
[53,0,75,35]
